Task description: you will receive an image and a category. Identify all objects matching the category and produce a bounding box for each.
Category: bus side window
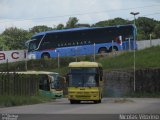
[39,75,50,91]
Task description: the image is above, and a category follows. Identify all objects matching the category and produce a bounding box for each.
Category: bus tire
[70,100,80,104]
[94,100,99,104]
[98,99,101,103]
[98,47,107,54]
[41,53,50,59]
[70,100,76,104]
[75,100,80,104]
[109,46,118,52]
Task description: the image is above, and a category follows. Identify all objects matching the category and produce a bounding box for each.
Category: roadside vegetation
[0,93,55,107]
[99,45,160,70]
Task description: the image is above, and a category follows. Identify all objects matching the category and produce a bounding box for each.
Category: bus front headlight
[28,54,36,59]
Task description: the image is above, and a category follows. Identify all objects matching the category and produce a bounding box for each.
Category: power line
[0,4,160,23]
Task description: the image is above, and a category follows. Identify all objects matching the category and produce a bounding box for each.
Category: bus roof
[32,24,134,37]
[69,61,102,68]
[0,71,59,75]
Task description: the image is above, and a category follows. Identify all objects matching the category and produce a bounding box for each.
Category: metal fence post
[93,43,96,61]
[75,47,78,62]
[25,59,28,71]
[129,38,131,51]
[112,40,114,52]
[57,51,60,68]
[6,59,9,72]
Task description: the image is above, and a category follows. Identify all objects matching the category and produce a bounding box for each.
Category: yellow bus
[66,61,103,104]
[1,71,64,98]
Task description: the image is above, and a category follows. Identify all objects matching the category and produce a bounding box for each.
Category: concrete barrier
[137,39,160,50]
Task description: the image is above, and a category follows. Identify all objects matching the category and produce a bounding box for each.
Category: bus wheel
[75,100,80,104]
[70,100,75,104]
[98,99,101,103]
[41,53,50,59]
[94,100,99,104]
[109,46,118,52]
[98,47,107,54]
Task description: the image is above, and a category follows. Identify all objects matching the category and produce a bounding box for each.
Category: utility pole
[130,12,140,92]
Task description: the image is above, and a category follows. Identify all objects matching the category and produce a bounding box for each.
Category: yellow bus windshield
[68,68,99,87]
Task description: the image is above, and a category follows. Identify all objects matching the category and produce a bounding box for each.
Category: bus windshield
[28,35,43,52]
[69,68,98,87]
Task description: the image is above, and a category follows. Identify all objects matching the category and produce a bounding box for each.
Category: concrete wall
[137,39,160,50]
[103,68,160,97]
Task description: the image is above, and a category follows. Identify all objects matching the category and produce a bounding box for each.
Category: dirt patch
[113,98,134,103]
[105,98,134,103]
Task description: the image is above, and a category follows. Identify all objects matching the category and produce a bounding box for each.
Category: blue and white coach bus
[26,24,137,59]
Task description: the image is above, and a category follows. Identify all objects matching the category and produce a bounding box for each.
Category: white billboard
[0,50,27,64]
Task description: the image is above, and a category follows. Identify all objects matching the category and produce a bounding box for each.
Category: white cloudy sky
[0,0,160,33]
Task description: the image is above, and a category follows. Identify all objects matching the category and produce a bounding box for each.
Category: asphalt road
[0,98,160,120]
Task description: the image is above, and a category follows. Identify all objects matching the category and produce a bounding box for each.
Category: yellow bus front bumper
[68,87,101,101]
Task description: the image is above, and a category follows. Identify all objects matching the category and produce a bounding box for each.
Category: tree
[2,27,30,50]
[56,24,64,30]
[29,25,53,34]
[154,24,160,38]
[137,29,146,40]
[0,35,9,50]
[93,17,130,27]
[66,17,78,28]
[136,17,156,39]
[76,23,90,27]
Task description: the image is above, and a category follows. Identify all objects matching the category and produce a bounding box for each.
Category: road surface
[0,98,160,114]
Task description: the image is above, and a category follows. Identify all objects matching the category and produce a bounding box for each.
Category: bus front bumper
[68,91,100,101]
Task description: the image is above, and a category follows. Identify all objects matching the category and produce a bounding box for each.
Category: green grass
[98,46,160,70]
[0,94,55,107]
[135,46,160,68]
